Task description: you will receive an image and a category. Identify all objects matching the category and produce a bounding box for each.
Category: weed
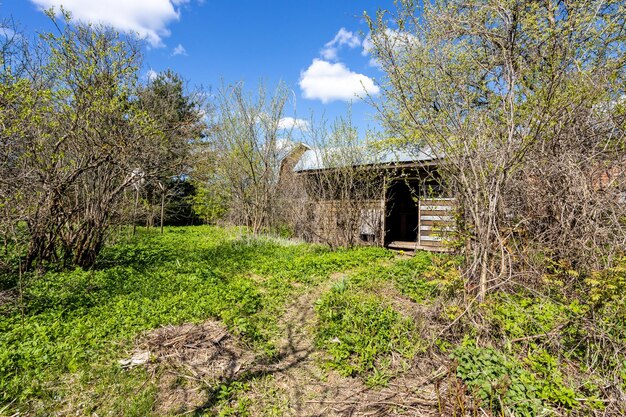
[525,349,576,408]
[451,346,543,417]
[315,280,419,378]
[585,258,626,307]
[485,293,566,340]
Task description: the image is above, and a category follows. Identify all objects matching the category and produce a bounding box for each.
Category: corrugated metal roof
[293,144,439,172]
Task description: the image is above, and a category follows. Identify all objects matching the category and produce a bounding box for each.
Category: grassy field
[1,226,624,416]
[0,226,396,415]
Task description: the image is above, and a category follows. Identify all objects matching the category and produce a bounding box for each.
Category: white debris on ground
[118,350,151,368]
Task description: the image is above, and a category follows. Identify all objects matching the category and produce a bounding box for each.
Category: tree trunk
[132,188,139,236]
[160,189,165,234]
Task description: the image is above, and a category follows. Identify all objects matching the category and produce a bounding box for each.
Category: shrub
[485,294,566,340]
[585,258,626,307]
[525,349,576,409]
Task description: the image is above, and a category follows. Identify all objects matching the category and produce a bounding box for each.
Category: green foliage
[365,364,393,388]
[453,345,579,415]
[525,349,576,408]
[3,223,621,415]
[452,346,543,417]
[541,257,581,288]
[310,251,454,383]
[389,252,438,302]
[315,281,419,379]
[585,258,626,307]
[0,225,391,414]
[190,179,230,224]
[215,381,252,417]
[480,293,608,412]
[485,294,567,340]
[342,251,437,303]
[421,255,464,297]
[1,13,204,271]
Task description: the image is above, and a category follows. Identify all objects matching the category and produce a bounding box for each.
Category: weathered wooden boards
[418,198,455,250]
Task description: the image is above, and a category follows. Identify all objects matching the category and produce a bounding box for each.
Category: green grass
[313,253,437,385]
[2,226,623,416]
[0,226,392,415]
[315,285,420,382]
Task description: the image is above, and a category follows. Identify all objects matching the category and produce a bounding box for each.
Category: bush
[485,294,567,341]
[525,349,576,409]
[585,258,626,307]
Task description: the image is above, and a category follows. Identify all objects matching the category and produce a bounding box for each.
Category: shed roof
[293,144,440,172]
[276,140,310,162]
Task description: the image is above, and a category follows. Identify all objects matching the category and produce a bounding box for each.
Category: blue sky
[2,0,396,137]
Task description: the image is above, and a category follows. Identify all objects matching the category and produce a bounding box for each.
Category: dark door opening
[385,180,419,244]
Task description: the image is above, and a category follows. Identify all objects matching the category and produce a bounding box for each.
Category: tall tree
[0,11,200,270]
[196,82,292,234]
[291,113,387,247]
[367,0,626,299]
[137,70,205,232]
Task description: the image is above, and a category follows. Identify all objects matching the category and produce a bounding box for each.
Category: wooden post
[380,176,387,245]
[160,189,165,234]
[417,197,421,248]
[132,187,139,236]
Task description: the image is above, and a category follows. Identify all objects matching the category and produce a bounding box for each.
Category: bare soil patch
[132,321,255,415]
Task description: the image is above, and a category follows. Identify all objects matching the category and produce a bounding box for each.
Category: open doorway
[385,179,420,244]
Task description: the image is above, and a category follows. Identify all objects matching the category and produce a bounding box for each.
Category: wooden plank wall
[418,198,455,251]
[308,199,384,245]
[306,197,455,252]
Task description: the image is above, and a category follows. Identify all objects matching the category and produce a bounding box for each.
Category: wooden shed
[292,144,454,252]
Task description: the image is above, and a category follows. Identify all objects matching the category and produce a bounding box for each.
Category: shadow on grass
[183,283,361,417]
[1,226,396,415]
[189,297,319,417]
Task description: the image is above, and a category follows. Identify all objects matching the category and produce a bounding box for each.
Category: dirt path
[135,271,448,416]
[260,272,370,416]
[245,273,446,417]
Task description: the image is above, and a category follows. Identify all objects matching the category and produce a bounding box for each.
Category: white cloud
[299,59,379,103]
[278,117,309,131]
[362,29,419,68]
[172,43,187,56]
[146,69,158,81]
[321,28,361,61]
[30,0,189,47]
[361,34,374,56]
